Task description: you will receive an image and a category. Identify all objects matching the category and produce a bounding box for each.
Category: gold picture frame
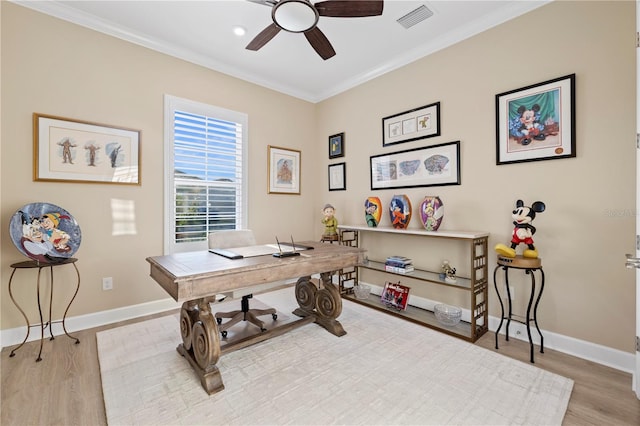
[267,145,301,194]
[34,113,141,185]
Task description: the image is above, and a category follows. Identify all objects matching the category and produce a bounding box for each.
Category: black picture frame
[370,141,460,190]
[382,102,440,147]
[495,74,576,165]
[328,162,346,191]
[329,132,344,159]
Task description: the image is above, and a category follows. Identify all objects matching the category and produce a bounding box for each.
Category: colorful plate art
[420,196,444,231]
[389,194,412,229]
[364,197,382,227]
[9,202,82,263]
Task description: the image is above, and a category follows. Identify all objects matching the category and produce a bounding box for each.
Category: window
[164,95,248,254]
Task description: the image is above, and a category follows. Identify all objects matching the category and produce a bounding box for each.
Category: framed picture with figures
[33,113,140,185]
[495,74,576,165]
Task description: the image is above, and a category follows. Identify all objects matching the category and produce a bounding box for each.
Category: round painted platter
[420,196,444,231]
[364,196,382,227]
[9,202,81,263]
[389,194,412,229]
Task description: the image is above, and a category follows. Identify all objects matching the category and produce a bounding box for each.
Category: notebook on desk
[209,238,314,260]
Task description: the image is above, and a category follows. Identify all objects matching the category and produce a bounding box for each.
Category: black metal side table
[493,255,544,363]
[8,258,81,362]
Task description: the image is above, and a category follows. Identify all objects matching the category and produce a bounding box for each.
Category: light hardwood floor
[2,312,639,426]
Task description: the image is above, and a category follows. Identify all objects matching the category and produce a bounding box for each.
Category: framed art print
[370,141,460,190]
[34,113,141,185]
[329,132,344,159]
[382,102,440,147]
[268,145,301,194]
[328,162,346,191]
[496,74,576,165]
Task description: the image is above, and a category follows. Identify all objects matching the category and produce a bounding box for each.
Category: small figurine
[441,260,457,284]
[321,203,339,242]
[495,199,546,259]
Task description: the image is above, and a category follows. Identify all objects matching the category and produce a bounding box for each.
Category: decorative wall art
[268,145,301,194]
[328,162,346,191]
[370,141,461,190]
[9,202,82,263]
[364,196,382,227]
[382,102,440,147]
[34,113,141,185]
[495,74,576,165]
[328,132,344,159]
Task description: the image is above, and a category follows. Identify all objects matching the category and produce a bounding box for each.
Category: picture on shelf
[381,281,410,310]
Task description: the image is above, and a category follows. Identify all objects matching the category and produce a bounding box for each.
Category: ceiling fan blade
[315,0,383,17]
[304,27,336,60]
[246,23,282,51]
[246,0,278,7]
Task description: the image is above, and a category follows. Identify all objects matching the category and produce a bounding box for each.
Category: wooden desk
[146,241,364,394]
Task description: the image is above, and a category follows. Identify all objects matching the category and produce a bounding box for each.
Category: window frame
[163,95,248,254]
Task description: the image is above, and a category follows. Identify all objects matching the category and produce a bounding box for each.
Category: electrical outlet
[102,277,113,291]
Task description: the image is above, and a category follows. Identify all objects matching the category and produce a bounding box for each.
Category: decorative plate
[389,194,412,229]
[420,196,444,231]
[9,202,81,263]
[364,196,382,227]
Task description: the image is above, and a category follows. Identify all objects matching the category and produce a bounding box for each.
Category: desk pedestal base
[177,271,345,395]
[292,272,345,337]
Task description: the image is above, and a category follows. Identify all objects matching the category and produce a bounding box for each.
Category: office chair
[208,229,277,338]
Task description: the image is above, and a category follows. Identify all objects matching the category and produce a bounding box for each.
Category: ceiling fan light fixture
[272,0,319,33]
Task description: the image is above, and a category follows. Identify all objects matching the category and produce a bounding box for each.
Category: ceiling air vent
[397,4,434,29]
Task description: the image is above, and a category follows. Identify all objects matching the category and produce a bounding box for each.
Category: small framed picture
[268,145,301,194]
[329,132,344,159]
[496,74,576,165]
[328,162,346,191]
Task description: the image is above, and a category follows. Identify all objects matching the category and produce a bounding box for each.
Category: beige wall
[317,0,636,353]
[0,3,319,328]
[1,1,636,355]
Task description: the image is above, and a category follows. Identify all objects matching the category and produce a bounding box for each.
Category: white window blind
[164,95,248,254]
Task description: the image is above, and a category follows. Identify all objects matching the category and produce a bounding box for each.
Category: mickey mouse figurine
[495,199,546,259]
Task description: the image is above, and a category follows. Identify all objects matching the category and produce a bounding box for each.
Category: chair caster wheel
[216,318,222,325]
[272,313,278,320]
[260,328,266,332]
[221,330,227,338]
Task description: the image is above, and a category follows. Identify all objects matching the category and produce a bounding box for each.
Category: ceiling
[15,0,549,103]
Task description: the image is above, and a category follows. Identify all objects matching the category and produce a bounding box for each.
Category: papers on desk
[209,243,313,259]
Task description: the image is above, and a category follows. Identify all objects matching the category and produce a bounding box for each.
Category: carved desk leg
[176,298,224,394]
[293,272,346,337]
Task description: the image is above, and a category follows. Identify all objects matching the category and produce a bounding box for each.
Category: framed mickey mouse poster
[495,74,576,165]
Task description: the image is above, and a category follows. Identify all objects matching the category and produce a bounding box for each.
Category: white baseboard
[0,297,180,349]
[2,282,635,379]
[362,282,636,376]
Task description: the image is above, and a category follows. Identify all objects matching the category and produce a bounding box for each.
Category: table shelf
[343,292,476,341]
[338,225,489,342]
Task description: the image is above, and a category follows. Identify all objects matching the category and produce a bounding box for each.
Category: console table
[493,255,545,363]
[7,258,81,362]
[146,241,364,394]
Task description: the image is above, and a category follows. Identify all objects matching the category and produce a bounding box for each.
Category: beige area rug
[97,288,573,425]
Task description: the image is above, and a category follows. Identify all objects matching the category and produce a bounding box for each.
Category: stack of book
[384,256,414,274]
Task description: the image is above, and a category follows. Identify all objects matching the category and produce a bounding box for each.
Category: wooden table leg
[176,298,224,395]
[293,272,345,336]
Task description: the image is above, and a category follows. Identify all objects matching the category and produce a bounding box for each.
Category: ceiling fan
[246,0,384,60]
